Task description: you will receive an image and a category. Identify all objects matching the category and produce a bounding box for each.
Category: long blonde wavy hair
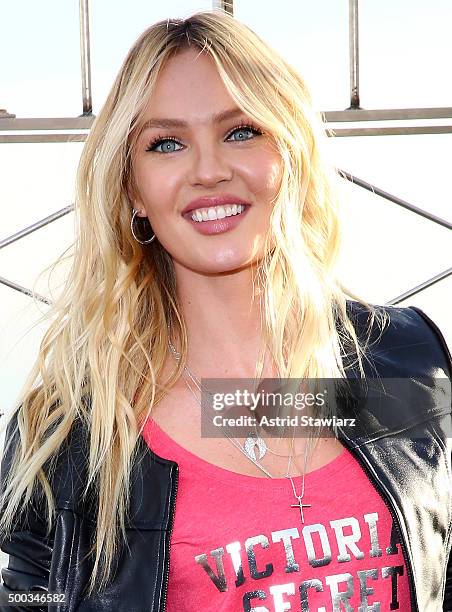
[0,9,388,597]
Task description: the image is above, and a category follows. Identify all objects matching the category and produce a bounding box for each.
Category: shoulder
[1,403,96,523]
[345,299,452,380]
[340,301,452,440]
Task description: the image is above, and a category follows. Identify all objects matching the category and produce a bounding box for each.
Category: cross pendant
[290,496,311,523]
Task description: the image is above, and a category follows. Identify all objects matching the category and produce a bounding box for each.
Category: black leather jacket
[1,302,451,611]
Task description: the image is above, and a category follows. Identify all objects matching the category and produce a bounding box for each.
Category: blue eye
[145,123,263,154]
[227,125,263,142]
[145,138,182,154]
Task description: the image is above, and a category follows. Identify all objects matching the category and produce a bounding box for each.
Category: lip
[184,203,250,235]
[181,195,251,218]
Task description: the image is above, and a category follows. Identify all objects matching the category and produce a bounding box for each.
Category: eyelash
[144,123,264,153]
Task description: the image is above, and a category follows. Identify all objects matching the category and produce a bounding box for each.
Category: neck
[170,260,278,379]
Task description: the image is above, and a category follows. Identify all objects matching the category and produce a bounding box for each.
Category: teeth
[191,204,246,222]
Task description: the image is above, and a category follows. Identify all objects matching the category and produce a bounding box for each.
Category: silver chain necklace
[166,336,312,523]
[167,327,306,461]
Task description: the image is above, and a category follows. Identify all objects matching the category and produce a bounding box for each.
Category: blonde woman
[1,10,451,612]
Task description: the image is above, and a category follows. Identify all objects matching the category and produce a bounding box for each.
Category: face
[129,47,282,275]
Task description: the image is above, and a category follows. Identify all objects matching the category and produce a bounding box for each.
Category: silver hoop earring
[130,209,156,244]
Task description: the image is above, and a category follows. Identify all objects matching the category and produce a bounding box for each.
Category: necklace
[167,335,313,523]
[167,332,305,459]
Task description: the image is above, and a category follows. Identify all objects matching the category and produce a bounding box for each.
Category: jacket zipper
[337,427,419,612]
[160,462,179,612]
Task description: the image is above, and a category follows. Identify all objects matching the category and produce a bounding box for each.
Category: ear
[134,208,147,217]
[125,178,146,217]
[131,203,147,218]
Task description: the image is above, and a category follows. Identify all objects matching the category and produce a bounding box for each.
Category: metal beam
[79,0,93,115]
[212,0,234,14]
[0,276,51,305]
[387,267,452,305]
[329,125,452,137]
[0,205,74,250]
[0,134,87,143]
[0,117,93,130]
[324,107,452,122]
[348,0,360,109]
[327,125,452,137]
[339,170,452,229]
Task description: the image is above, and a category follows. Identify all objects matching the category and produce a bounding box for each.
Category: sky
[1,0,451,417]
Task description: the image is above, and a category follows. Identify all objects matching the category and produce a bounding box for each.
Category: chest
[149,386,345,478]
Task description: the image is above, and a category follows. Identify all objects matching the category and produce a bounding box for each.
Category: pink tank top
[142,417,411,611]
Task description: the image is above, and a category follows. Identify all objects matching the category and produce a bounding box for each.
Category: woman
[0,10,451,612]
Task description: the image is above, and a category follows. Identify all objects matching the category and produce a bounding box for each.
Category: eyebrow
[138,107,246,134]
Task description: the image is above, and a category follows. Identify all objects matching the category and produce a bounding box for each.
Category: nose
[188,139,233,187]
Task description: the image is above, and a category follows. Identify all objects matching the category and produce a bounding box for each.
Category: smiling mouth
[184,204,250,222]
[182,203,251,235]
